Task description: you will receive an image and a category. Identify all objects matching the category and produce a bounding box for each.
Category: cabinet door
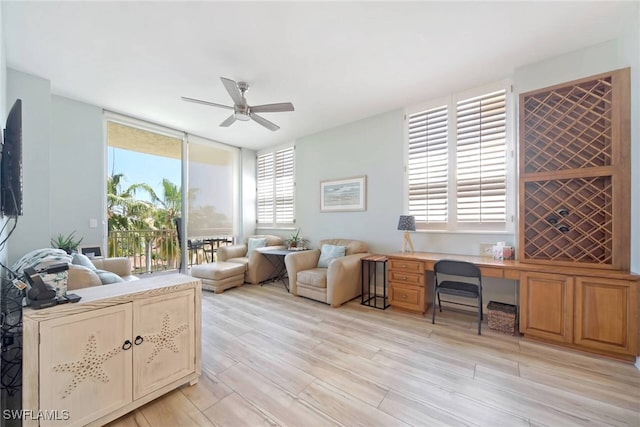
[520,272,574,343]
[574,277,638,356]
[133,289,195,399]
[39,304,133,427]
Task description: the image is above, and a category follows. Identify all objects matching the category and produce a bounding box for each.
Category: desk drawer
[389,271,424,287]
[389,284,425,313]
[389,259,424,273]
[480,267,504,278]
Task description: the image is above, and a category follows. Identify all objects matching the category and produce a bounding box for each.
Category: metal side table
[361,255,389,309]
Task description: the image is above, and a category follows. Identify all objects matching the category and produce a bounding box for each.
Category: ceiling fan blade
[250,102,295,113]
[250,112,280,131]
[220,77,244,106]
[181,96,233,110]
[220,115,237,127]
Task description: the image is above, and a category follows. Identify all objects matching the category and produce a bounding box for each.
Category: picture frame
[78,245,103,259]
[320,175,367,212]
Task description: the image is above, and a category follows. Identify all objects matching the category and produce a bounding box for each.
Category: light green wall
[293,109,405,254]
[7,69,52,264]
[50,95,104,248]
[5,71,105,264]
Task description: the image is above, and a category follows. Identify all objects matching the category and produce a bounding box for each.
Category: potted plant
[284,228,308,250]
[51,231,84,254]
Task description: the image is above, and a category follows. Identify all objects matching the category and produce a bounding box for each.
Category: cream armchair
[217,235,285,285]
[285,239,369,307]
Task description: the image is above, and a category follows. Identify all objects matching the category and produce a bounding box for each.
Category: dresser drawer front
[389,259,423,273]
[389,271,424,286]
[389,284,425,313]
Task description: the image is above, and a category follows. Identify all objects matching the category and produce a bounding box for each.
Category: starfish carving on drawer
[144,313,188,363]
[52,335,122,399]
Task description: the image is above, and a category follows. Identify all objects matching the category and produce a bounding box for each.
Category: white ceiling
[3,1,637,151]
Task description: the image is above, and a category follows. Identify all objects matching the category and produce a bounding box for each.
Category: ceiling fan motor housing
[234,104,251,121]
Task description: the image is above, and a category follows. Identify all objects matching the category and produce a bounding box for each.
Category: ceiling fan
[182,77,294,131]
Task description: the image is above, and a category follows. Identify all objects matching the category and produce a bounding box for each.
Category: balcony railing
[108,229,180,274]
[107,229,233,274]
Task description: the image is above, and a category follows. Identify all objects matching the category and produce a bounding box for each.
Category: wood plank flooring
[107,282,640,426]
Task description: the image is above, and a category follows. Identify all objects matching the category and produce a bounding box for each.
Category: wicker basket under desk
[487,301,517,335]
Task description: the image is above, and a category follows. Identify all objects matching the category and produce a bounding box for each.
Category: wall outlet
[480,243,493,257]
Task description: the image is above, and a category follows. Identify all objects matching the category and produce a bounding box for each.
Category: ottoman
[190,261,246,294]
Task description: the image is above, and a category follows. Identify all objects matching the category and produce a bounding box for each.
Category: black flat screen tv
[2,99,23,216]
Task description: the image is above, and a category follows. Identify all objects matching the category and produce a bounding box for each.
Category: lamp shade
[397,215,416,231]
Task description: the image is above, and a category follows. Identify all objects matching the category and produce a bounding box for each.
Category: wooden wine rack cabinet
[519,68,630,269]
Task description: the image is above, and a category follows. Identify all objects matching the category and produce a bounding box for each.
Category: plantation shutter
[257,153,274,224]
[455,90,507,223]
[257,146,295,226]
[407,106,448,223]
[274,147,295,224]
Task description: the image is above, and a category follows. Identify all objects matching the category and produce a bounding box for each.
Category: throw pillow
[246,237,267,256]
[95,269,125,285]
[317,244,346,268]
[72,253,97,270]
[67,265,102,290]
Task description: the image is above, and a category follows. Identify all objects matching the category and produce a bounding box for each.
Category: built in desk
[387,251,640,362]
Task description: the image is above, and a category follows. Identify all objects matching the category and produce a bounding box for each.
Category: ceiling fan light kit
[182,77,294,131]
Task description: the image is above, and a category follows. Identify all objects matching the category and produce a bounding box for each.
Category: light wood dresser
[22,274,201,426]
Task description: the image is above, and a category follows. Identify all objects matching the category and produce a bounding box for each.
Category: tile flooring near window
[107,283,640,426]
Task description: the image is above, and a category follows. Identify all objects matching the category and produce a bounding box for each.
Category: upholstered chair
[217,235,285,285]
[285,239,369,307]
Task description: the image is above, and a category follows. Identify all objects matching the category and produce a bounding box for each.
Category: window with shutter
[257,145,295,227]
[406,84,511,232]
[407,106,448,223]
[456,90,507,224]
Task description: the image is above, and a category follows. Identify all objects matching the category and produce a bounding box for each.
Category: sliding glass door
[105,114,239,274]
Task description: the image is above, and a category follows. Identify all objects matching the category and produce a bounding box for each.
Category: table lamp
[397,215,416,254]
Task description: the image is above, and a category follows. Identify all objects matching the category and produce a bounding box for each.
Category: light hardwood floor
[107,282,640,426]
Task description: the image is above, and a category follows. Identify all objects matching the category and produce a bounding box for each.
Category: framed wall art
[320,175,367,212]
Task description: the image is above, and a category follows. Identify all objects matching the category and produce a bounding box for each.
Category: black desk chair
[432,260,483,335]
